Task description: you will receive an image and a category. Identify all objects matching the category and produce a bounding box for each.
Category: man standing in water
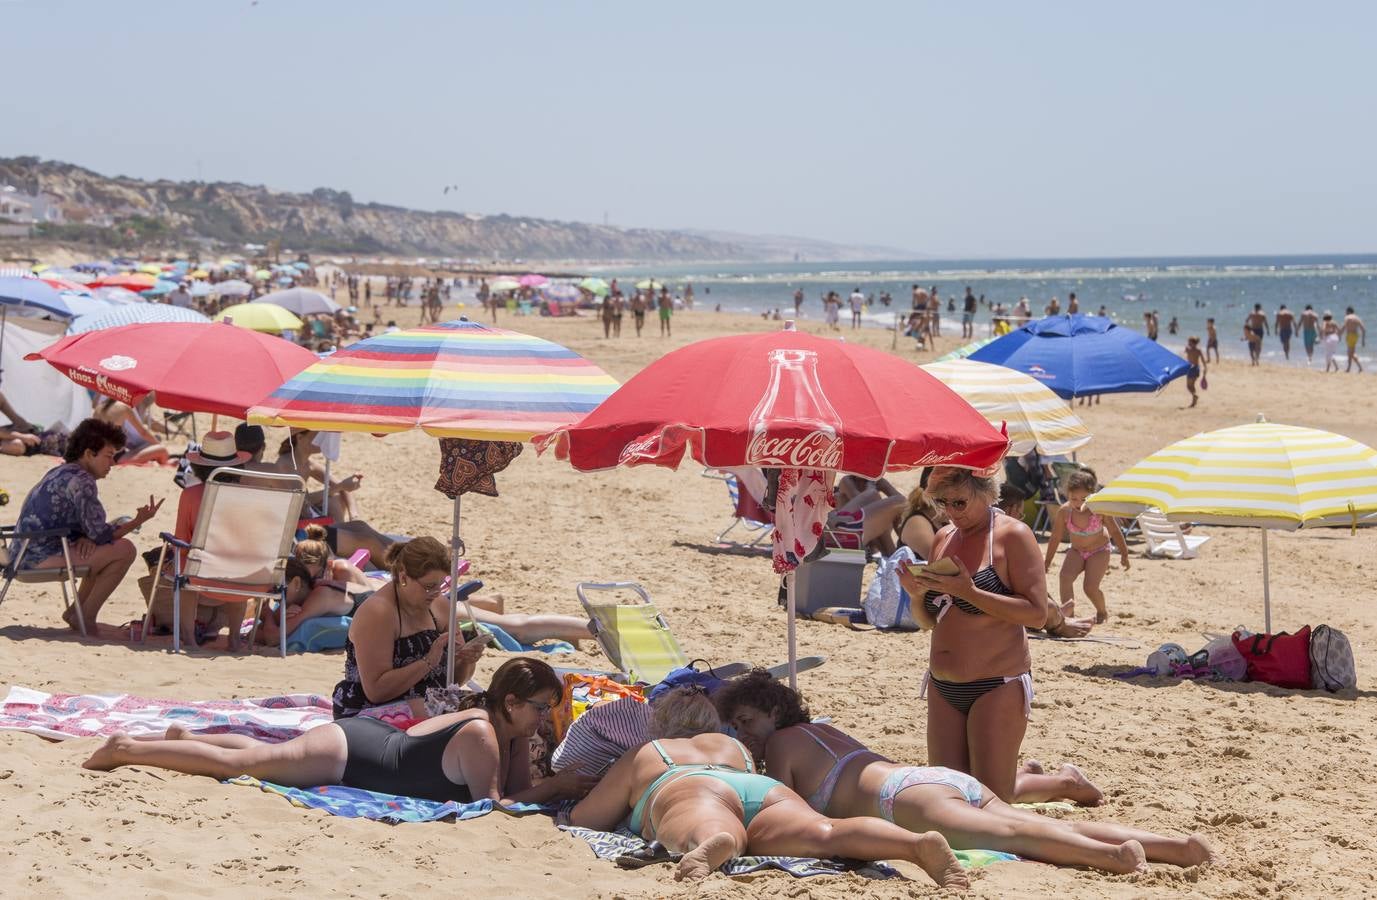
[657,287,673,338]
[1275,305,1297,360]
[1144,311,1159,342]
[849,287,865,329]
[793,287,804,317]
[1244,304,1268,365]
[1343,306,1366,372]
[1299,305,1320,363]
[1205,318,1220,363]
[962,286,978,338]
[1067,291,1080,315]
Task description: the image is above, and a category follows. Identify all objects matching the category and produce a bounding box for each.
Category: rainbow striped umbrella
[1089,420,1377,630]
[249,318,618,440]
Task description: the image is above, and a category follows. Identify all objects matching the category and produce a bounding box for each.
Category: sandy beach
[2,307,1374,899]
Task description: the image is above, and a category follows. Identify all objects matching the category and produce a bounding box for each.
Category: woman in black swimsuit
[83,658,595,805]
[898,467,1102,806]
[332,537,486,720]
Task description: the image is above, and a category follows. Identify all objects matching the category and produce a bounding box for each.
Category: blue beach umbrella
[92,286,147,305]
[68,303,209,334]
[0,277,110,318]
[145,279,180,296]
[967,314,1190,399]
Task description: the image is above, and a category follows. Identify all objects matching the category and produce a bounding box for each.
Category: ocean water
[595,255,1377,366]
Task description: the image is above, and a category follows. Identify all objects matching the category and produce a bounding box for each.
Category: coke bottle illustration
[746,346,844,469]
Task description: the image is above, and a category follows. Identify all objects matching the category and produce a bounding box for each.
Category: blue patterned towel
[226,776,552,824]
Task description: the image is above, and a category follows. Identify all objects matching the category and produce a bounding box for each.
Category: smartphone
[468,631,496,647]
[908,557,960,577]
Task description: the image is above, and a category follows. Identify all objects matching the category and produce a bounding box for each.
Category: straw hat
[185,431,252,468]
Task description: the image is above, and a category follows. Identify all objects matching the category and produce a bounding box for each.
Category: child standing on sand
[1183,336,1207,407]
[1044,470,1130,623]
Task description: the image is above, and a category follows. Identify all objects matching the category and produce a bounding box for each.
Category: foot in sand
[912,830,970,889]
[1183,833,1219,867]
[1020,759,1045,775]
[61,606,88,633]
[1059,763,1105,806]
[1109,840,1148,874]
[82,734,133,771]
[674,832,737,881]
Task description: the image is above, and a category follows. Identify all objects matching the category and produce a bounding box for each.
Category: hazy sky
[3,1,1374,258]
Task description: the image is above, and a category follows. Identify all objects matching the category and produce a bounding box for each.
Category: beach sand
[2,307,1374,899]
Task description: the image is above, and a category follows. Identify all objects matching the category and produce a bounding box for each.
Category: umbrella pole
[322,458,330,519]
[786,571,798,690]
[0,304,8,386]
[446,494,480,686]
[1261,529,1271,634]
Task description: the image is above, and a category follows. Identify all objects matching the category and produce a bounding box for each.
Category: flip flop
[615,841,681,869]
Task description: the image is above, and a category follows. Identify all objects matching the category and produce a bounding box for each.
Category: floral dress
[13,463,115,569]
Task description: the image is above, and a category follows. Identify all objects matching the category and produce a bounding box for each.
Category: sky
[2,0,1375,258]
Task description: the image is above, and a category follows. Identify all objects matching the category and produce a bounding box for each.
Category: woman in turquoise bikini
[569,688,969,887]
[1043,470,1130,623]
[718,670,1215,874]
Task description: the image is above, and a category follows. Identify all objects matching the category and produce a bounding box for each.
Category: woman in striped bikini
[717,671,1215,874]
[898,466,1103,805]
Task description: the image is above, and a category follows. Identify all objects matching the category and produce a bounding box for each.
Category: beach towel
[479,622,575,655]
[226,776,550,824]
[280,617,575,655]
[0,687,332,742]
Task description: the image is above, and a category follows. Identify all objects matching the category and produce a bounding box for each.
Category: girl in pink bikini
[1044,470,1130,623]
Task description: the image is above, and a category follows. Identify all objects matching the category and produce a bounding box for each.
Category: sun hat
[185,431,252,468]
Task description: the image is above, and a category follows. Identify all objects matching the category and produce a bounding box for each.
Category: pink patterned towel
[0,686,334,742]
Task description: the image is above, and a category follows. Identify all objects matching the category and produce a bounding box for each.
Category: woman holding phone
[897,467,1102,805]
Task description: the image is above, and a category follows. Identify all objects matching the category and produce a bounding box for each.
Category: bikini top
[798,725,871,813]
[922,509,1014,620]
[1067,509,1103,537]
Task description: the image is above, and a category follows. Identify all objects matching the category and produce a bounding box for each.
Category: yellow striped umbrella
[1089,420,1377,630]
[920,359,1091,457]
[216,302,304,333]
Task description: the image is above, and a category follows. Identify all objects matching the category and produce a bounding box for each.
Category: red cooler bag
[1232,626,1313,689]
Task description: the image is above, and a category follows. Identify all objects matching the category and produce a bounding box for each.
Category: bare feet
[1182,833,1218,867]
[1020,759,1045,775]
[82,734,132,771]
[1108,840,1148,874]
[911,830,970,890]
[1059,763,1105,807]
[165,724,191,741]
[1094,610,1108,624]
[61,606,88,633]
[675,832,738,881]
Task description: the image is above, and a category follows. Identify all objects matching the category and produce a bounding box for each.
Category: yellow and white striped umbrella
[1089,422,1377,530]
[920,359,1092,457]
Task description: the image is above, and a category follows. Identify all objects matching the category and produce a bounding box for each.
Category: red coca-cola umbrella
[27,321,318,418]
[536,323,1008,684]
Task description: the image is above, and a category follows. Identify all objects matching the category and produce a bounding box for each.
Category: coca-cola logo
[618,434,663,464]
[747,430,844,469]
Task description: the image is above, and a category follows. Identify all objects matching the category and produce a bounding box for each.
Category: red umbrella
[27,321,318,418]
[536,324,1009,684]
[536,327,1008,478]
[88,273,157,292]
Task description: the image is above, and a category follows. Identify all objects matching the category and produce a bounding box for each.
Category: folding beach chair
[162,410,198,444]
[0,525,91,635]
[1136,509,1212,560]
[702,469,774,547]
[143,467,305,655]
[577,581,688,685]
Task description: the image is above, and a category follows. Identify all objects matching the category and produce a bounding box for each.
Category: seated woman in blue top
[14,418,163,632]
[569,687,969,888]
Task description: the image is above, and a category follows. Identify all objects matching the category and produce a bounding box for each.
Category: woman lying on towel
[84,658,595,806]
[568,687,969,888]
[717,671,1216,873]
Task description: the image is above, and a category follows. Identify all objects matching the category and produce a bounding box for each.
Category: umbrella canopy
[89,273,157,292]
[91,286,146,305]
[29,321,318,418]
[635,279,663,291]
[541,283,582,303]
[253,269,273,281]
[212,279,254,298]
[39,277,92,292]
[920,359,1092,457]
[216,302,304,333]
[518,274,549,288]
[1089,421,1377,631]
[0,267,37,279]
[0,278,110,318]
[968,314,1190,399]
[189,281,213,298]
[578,277,609,297]
[536,328,1009,479]
[249,319,618,441]
[144,279,179,296]
[935,335,1000,362]
[489,277,520,292]
[253,287,340,317]
[137,263,163,275]
[68,304,210,334]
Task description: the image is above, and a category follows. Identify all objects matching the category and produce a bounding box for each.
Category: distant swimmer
[1205,317,1219,363]
[1299,305,1320,364]
[1274,305,1296,360]
[1342,306,1366,373]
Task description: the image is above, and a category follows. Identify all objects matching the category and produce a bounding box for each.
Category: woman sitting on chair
[84,658,594,805]
[717,670,1214,874]
[569,688,969,888]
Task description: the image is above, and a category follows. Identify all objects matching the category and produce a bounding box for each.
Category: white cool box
[786,548,868,615]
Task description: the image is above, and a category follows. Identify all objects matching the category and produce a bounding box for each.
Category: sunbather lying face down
[82,658,595,807]
[567,688,970,887]
[715,671,1216,874]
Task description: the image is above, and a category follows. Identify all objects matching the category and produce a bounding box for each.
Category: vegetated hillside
[0,156,747,261]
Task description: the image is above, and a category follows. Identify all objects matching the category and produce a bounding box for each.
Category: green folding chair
[577,582,687,685]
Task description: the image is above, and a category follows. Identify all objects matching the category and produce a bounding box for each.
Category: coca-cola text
[746,430,844,468]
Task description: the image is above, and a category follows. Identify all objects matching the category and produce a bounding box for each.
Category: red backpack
[1232,626,1313,690]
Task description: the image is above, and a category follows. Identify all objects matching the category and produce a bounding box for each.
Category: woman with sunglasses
[898,467,1103,806]
[84,658,594,806]
[331,537,488,720]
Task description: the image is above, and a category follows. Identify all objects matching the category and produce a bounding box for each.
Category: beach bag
[550,673,644,742]
[1199,635,1248,681]
[863,547,919,630]
[1308,624,1357,692]
[1232,626,1313,689]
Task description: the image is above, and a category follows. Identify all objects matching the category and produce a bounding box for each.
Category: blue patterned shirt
[14,463,115,569]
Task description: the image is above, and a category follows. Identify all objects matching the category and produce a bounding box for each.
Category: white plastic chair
[144,468,305,655]
[1136,509,1212,560]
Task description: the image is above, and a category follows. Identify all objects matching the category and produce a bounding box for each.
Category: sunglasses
[524,698,555,715]
[418,577,450,596]
[930,496,970,512]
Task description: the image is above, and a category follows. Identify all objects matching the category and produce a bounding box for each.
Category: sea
[593,255,1377,366]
